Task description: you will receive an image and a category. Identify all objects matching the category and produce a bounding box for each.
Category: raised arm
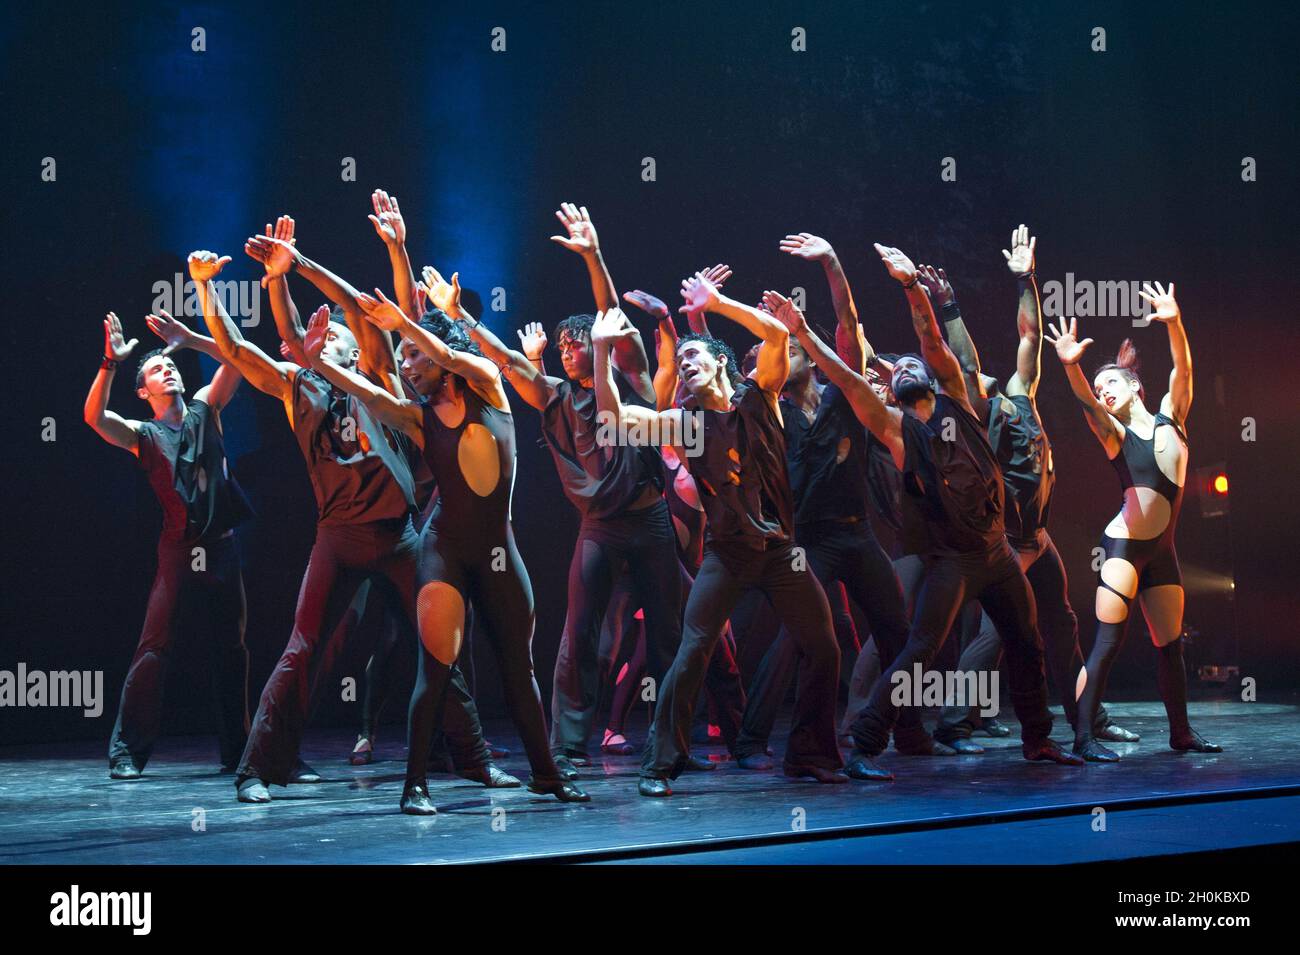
[622,289,681,411]
[245,215,309,367]
[83,311,142,454]
[916,264,992,407]
[144,308,242,411]
[516,321,549,375]
[1139,282,1191,425]
[1002,224,1043,399]
[590,308,684,447]
[779,233,869,374]
[764,291,904,467]
[420,265,559,412]
[681,263,730,337]
[1044,316,1122,457]
[355,287,509,412]
[368,189,420,323]
[189,251,295,403]
[874,244,970,410]
[682,272,789,394]
[301,306,422,441]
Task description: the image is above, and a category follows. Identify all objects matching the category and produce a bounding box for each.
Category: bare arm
[1044,316,1122,457]
[84,312,142,454]
[368,189,421,324]
[1139,282,1191,424]
[590,310,684,447]
[142,308,242,411]
[779,234,868,374]
[682,273,789,394]
[1002,224,1042,398]
[246,215,310,366]
[189,252,295,402]
[916,264,991,405]
[622,290,681,412]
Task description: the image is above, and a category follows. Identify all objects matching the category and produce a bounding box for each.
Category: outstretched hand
[622,290,670,321]
[103,311,139,362]
[1002,224,1036,277]
[779,233,833,262]
[145,308,195,355]
[760,290,807,335]
[355,288,409,332]
[1044,316,1094,365]
[1137,282,1179,323]
[368,189,406,246]
[188,250,232,284]
[517,321,548,360]
[418,265,462,316]
[873,243,918,285]
[302,305,332,359]
[549,202,600,256]
[590,307,637,347]
[915,264,954,308]
[243,234,295,288]
[679,271,721,315]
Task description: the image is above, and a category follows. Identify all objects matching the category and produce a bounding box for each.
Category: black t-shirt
[685,380,794,550]
[541,372,664,519]
[986,393,1054,545]
[899,393,1005,557]
[138,398,253,545]
[291,369,416,526]
[866,430,903,536]
[779,382,870,525]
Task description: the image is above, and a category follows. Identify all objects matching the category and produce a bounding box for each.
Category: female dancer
[301,294,588,811]
[1045,283,1221,761]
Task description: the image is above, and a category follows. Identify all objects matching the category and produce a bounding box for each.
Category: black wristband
[902,275,920,290]
[1017,270,1036,281]
[101,357,119,371]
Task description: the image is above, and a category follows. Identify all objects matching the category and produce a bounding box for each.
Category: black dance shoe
[1071,737,1120,763]
[736,753,775,771]
[974,717,1012,738]
[236,776,271,803]
[458,763,522,788]
[527,776,591,802]
[682,754,717,772]
[1023,739,1086,765]
[638,777,672,798]
[1171,730,1223,753]
[552,755,582,780]
[601,731,637,756]
[844,751,894,781]
[400,783,437,815]
[289,760,322,784]
[784,764,850,784]
[895,732,957,757]
[109,759,141,780]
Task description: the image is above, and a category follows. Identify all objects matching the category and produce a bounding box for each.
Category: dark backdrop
[3,0,1298,746]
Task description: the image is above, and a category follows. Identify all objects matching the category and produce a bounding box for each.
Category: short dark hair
[554,313,595,345]
[135,348,167,390]
[678,333,741,387]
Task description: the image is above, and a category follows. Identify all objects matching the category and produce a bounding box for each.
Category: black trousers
[643,539,842,779]
[935,530,1110,740]
[734,520,912,757]
[849,542,1054,756]
[238,518,419,786]
[550,501,684,759]
[109,534,249,770]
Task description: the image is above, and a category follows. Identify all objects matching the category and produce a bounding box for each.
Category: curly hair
[553,313,595,346]
[417,307,482,358]
[678,332,741,387]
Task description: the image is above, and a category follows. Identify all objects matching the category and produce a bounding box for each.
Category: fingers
[1002,249,1011,261]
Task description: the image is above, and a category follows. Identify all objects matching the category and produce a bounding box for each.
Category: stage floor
[3,700,1297,865]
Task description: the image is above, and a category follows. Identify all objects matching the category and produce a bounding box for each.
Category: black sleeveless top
[899,393,1005,557]
[1112,412,1186,523]
[866,431,903,535]
[291,369,416,526]
[685,380,794,550]
[986,393,1054,546]
[138,398,253,545]
[542,372,664,519]
[779,382,870,525]
[421,387,516,538]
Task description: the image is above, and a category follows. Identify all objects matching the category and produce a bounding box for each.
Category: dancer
[87,309,252,778]
[302,288,588,810]
[916,227,1136,751]
[1045,284,1220,760]
[592,280,847,797]
[733,233,925,765]
[766,243,1084,779]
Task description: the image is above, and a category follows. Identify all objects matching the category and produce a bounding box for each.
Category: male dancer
[86,309,252,778]
[916,227,1136,752]
[188,247,421,805]
[591,278,847,797]
[763,243,1084,779]
[733,234,933,765]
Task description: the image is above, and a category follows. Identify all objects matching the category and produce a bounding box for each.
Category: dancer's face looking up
[890,355,934,405]
[399,337,443,398]
[556,327,594,381]
[1092,368,1141,416]
[136,353,184,401]
[676,339,726,396]
[321,321,361,370]
[786,338,814,386]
